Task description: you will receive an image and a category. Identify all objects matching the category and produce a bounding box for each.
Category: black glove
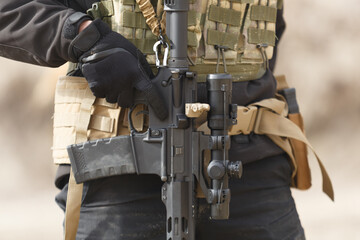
[66,18,167,119]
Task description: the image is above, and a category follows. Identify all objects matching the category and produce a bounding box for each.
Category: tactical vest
[55,2,334,238]
[53,0,283,164]
[86,0,282,82]
[52,0,333,199]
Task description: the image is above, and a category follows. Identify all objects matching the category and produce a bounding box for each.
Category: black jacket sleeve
[0,0,84,67]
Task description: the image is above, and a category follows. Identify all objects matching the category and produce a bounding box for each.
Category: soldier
[0,0,333,239]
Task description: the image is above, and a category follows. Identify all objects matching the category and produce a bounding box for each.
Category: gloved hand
[66,18,167,119]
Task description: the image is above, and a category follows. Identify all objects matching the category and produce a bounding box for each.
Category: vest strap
[63,83,95,240]
[227,97,334,201]
[89,115,115,133]
[64,171,83,240]
[252,101,334,201]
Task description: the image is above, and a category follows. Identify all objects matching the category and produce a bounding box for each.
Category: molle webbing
[207,30,239,50]
[52,76,122,164]
[190,63,265,82]
[208,5,241,26]
[188,10,198,26]
[87,1,114,18]
[123,11,148,29]
[188,31,198,47]
[88,0,279,79]
[247,5,277,46]
[129,38,157,54]
[206,4,242,50]
[121,0,159,54]
[229,0,254,3]
[248,28,275,46]
[250,5,277,22]
[87,0,114,25]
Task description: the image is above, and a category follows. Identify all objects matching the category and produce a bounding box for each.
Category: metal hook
[153,40,169,67]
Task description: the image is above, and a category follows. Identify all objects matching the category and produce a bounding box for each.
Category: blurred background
[0,0,359,239]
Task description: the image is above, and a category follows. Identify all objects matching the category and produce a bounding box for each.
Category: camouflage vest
[87,0,282,82]
[52,0,283,164]
[54,0,334,202]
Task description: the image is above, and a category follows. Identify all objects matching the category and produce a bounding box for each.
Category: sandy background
[0,1,359,239]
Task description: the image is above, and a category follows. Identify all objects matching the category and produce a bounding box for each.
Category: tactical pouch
[288,113,311,190]
[52,75,148,164]
[224,76,333,199]
[276,75,311,190]
[52,76,121,164]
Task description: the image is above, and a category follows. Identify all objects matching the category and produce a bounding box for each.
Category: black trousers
[56,153,305,240]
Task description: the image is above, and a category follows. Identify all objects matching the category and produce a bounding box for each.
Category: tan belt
[60,79,334,239]
[228,98,334,201]
[63,83,95,240]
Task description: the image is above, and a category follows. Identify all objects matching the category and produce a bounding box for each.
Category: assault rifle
[67,1,242,239]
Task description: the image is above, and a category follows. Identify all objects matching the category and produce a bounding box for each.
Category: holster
[276,75,311,190]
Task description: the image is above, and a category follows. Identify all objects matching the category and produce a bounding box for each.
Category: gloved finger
[132,68,168,120]
[143,84,168,120]
[117,89,134,108]
[82,63,108,98]
[105,94,118,103]
[135,49,154,78]
[89,84,106,98]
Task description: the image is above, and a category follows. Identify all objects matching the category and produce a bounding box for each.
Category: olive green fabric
[191,63,265,83]
[229,0,254,3]
[91,0,279,77]
[123,0,136,5]
[248,28,276,46]
[207,29,239,50]
[188,31,198,47]
[250,5,277,23]
[87,1,114,19]
[188,10,198,26]
[123,11,148,29]
[208,5,241,26]
[129,38,157,54]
